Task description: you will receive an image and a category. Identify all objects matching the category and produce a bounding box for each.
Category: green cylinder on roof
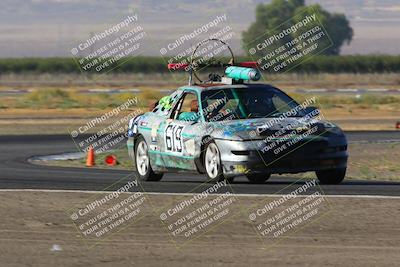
[225,66,261,81]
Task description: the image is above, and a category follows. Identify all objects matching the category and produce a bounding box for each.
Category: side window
[272,93,292,113]
[202,90,235,121]
[153,91,181,117]
[181,93,198,113]
[171,92,199,120]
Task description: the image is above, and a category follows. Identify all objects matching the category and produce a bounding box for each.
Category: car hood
[208,117,334,140]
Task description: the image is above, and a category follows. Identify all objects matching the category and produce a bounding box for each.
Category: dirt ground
[0,191,399,267]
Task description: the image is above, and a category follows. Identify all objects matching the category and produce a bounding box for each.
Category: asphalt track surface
[0,131,399,196]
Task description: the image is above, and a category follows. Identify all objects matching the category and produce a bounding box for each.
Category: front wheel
[204,141,225,182]
[246,173,271,184]
[316,168,346,184]
[135,136,163,181]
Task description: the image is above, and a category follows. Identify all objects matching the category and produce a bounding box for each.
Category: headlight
[127,129,135,137]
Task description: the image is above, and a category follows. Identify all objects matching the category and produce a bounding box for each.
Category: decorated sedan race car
[127,39,348,184]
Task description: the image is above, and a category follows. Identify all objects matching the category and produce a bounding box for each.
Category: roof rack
[168,38,260,85]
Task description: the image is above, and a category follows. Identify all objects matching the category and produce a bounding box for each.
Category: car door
[143,90,183,170]
[158,90,201,170]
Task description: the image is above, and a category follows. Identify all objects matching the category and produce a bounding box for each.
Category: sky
[0,0,399,57]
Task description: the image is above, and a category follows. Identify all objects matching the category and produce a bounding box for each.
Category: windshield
[201,87,305,121]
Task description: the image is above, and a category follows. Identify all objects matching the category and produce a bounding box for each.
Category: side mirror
[178,112,199,122]
[304,106,320,117]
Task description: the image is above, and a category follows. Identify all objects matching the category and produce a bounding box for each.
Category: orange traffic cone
[86,146,95,167]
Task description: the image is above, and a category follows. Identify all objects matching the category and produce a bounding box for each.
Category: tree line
[0,55,399,74]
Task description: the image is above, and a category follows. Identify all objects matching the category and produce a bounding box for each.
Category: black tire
[203,141,225,182]
[246,173,271,184]
[316,168,346,184]
[225,177,235,184]
[134,136,163,181]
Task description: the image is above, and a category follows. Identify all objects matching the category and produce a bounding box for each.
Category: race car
[127,39,348,184]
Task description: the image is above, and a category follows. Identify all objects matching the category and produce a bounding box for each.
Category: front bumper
[215,134,348,177]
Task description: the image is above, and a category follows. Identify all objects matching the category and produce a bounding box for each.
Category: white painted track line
[1,189,399,199]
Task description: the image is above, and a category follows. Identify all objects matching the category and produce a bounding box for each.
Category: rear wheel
[246,173,271,184]
[135,136,163,181]
[316,168,346,184]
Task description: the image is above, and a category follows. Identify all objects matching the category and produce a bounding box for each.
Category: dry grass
[1,87,400,110]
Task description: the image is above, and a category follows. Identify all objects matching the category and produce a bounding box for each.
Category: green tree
[242,0,353,55]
